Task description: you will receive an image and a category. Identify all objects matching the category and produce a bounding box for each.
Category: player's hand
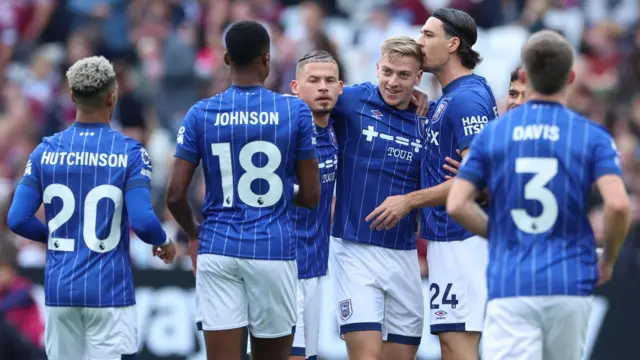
[154,239,177,264]
[189,239,199,276]
[596,252,613,287]
[365,195,411,231]
[411,89,429,116]
[443,149,463,180]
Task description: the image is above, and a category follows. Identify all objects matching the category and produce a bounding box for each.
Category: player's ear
[448,36,460,54]
[338,80,344,95]
[69,90,76,105]
[567,69,576,85]
[291,80,299,95]
[263,52,270,67]
[415,70,423,86]
[223,52,230,66]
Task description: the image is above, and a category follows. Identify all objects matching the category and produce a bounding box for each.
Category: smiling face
[377,53,422,109]
[507,79,527,110]
[292,60,343,115]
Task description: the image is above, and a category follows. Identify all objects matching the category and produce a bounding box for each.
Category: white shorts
[45,305,137,360]
[482,296,592,360]
[195,254,297,338]
[291,277,322,359]
[427,235,488,334]
[330,237,424,345]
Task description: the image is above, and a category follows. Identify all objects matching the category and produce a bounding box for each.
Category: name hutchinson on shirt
[213,111,279,126]
[40,151,128,167]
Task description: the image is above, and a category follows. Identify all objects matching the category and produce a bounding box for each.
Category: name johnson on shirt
[213,111,280,126]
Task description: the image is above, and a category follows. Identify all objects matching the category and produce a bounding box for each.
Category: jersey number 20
[211,141,283,208]
[511,157,559,234]
[43,184,123,253]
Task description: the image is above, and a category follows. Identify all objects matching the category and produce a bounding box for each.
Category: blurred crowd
[0,0,639,276]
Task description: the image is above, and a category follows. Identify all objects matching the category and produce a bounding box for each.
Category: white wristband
[162,235,172,246]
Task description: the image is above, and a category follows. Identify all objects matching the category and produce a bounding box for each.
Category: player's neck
[528,92,567,105]
[313,113,330,128]
[75,110,111,126]
[435,62,472,89]
[230,70,265,88]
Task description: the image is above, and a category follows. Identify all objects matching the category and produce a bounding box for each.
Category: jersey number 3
[43,184,123,253]
[211,141,283,208]
[511,157,559,234]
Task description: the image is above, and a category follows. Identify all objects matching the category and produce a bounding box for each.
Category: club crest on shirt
[431,101,448,124]
[140,148,151,166]
[177,126,185,145]
[339,299,353,321]
[371,109,383,120]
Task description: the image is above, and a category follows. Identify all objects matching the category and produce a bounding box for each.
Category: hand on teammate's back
[443,149,463,180]
[411,89,429,116]
[153,239,177,264]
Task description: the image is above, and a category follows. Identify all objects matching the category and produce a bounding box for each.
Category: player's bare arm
[166,158,201,271]
[294,158,321,209]
[446,178,488,238]
[596,174,631,286]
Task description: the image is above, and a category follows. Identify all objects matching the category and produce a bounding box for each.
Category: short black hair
[224,21,270,67]
[522,30,574,95]
[432,8,482,70]
[296,50,338,73]
[510,66,521,83]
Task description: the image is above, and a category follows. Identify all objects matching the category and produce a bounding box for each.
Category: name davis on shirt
[361,125,422,161]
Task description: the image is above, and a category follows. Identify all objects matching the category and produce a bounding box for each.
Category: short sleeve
[125,143,153,192]
[457,128,490,190]
[19,144,45,194]
[296,100,317,160]
[449,92,494,151]
[332,84,367,119]
[174,105,201,165]
[591,130,622,180]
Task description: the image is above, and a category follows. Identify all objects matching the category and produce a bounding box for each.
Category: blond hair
[380,36,423,66]
[66,56,116,109]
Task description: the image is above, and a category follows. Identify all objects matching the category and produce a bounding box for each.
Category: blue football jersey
[174,85,317,261]
[20,122,153,307]
[290,122,338,279]
[331,82,423,250]
[421,74,498,241]
[458,100,622,299]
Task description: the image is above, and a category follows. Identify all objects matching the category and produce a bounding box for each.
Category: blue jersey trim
[297,149,317,161]
[340,322,382,334]
[19,176,40,192]
[430,322,466,334]
[291,347,306,356]
[456,171,485,190]
[125,179,150,192]
[174,148,199,165]
[594,166,622,179]
[386,333,421,345]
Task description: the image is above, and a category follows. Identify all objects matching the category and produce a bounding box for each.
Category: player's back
[32,123,144,307]
[480,100,618,299]
[176,85,316,260]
